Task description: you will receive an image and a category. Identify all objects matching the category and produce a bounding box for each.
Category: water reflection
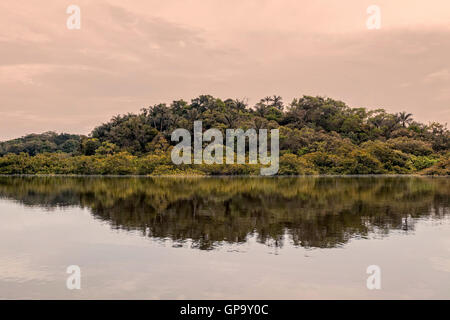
[0,176,448,250]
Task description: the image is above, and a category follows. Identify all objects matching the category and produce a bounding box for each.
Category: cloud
[424,69,450,83]
[0,1,449,140]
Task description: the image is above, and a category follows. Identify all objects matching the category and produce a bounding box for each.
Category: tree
[1,94,448,176]
[270,95,284,110]
[81,138,101,156]
[397,112,413,127]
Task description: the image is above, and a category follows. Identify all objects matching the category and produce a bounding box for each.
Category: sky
[1,0,450,140]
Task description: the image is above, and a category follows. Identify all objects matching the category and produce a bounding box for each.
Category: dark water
[0,176,449,299]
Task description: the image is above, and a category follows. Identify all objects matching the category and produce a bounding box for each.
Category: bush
[420,155,450,175]
[98,152,138,175]
[346,150,384,174]
[361,141,410,173]
[408,155,439,171]
[279,153,317,175]
[387,137,433,156]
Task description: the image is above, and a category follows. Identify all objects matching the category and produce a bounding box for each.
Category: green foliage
[279,153,318,175]
[347,149,384,174]
[408,155,439,171]
[95,141,119,155]
[81,138,101,156]
[387,137,433,156]
[0,95,449,175]
[91,114,158,154]
[420,154,450,175]
[0,132,82,156]
[361,141,410,173]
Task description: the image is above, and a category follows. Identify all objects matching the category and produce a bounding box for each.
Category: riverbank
[0,151,448,176]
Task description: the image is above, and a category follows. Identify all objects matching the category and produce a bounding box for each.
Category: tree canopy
[0,95,448,175]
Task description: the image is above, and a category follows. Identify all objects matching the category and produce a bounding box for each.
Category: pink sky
[1,0,450,140]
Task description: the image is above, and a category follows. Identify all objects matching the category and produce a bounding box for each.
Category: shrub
[420,155,450,175]
[387,137,433,156]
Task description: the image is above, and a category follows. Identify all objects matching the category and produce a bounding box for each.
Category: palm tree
[263,96,272,105]
[254,98,270,117]
[271,95,284,110]
[252,117,267,130]
[369,116,385,129]
[397,112,413,127]
[223,112,239,128]
[233,98,248,111]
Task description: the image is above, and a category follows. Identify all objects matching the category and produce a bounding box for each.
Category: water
[0,176,449,299]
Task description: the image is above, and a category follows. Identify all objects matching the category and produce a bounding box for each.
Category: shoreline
[0,174,447,178]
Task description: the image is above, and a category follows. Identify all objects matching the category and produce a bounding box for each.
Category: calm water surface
[0,176,449,299]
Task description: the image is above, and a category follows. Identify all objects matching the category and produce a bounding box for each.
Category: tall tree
[397,112,413,127]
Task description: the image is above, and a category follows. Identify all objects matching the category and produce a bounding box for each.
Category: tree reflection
[0,176,448,250]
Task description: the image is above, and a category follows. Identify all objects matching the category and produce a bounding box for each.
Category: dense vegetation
[0,176,448,249]
[0,95,449,175]
[0,132,81,156]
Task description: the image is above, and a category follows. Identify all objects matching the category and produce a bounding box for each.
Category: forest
[0,95,449,175]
